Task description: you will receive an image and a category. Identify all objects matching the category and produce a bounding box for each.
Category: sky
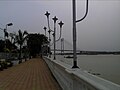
[0,0,120,51]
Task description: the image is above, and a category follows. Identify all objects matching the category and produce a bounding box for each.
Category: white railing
[43,57,120,90]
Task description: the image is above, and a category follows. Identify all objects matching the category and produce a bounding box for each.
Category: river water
[54,55,120,85]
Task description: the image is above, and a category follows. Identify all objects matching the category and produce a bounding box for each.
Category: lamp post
[4,23,13,38]
[63,38,64,56]
[54,21,64,43]
[6,23,13,27]
[45,11,51,31]
[52,16,58,60]
[45,11,64,60]
[43,27,47,36]
[43,26,47,56]
[72,0,89,68]
[48,30,51,58]
[45,11,52,58]
[61,38,64,55]
[4,23,13,60]
[45,11,51,58]
[57,21,64,41]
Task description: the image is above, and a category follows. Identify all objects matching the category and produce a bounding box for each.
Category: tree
[5,39,17,52]
[9,32,16,44]
[27,33,48,58]
[0,39,17,53]
[8,32,17,52]
[15,30,28,62]
[0,40,5,52]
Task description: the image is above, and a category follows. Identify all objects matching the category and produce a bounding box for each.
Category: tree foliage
[15,30,28,60]
[0,40,5,52]
[27,33,48,57]
[0,39,17,53]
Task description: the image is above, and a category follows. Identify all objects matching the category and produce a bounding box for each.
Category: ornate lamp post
[61,38,64,55]
[43,26,48,56]
[43,26,47,36]
[58,21,64,28]
[45,11,51,31]
[45,11,64,60]
[52,16,58,60]
[57,21,64,41]
[72,0,89,68]
[45,11,52,58]
[48,30,51,58]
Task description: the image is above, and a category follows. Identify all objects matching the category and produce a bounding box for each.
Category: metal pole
[45,30,46,36]
[53,23,56,60]
[63,38,64,56]
[4,25,7,61]
[48,30,51,58]
[72,0,79,68]
[61,38,63,55]
[52,16,58,60]
[61,39,62,55]
[61,38,64,55]
[43,27,47,37]
[56,21,64,42]
[4,30,6,60]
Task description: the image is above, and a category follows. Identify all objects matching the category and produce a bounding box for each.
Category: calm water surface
[55,55,120,85]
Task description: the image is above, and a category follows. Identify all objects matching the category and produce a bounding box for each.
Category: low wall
[43,57,120,90]
[0,53,29,60]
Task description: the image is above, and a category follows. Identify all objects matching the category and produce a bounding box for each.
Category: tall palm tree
[15,30,28,63]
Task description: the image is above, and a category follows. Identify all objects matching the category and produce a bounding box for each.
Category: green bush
[1,61,8,69]
[0,64,3,71]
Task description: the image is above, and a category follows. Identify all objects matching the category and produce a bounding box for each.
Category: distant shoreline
[57,53,120,55]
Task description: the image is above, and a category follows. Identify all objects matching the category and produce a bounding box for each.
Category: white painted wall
[43,57,120,90]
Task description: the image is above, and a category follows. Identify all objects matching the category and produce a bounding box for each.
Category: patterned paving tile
[0,58,61,90]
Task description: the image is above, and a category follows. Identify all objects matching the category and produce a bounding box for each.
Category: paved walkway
[0,58,61,90]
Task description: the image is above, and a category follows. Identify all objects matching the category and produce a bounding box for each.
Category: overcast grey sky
[0,0,120,51]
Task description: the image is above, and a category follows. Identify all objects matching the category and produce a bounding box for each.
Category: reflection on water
[55,55,120,85]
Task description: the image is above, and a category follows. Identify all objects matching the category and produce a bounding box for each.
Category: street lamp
[4,23,13,60]
[43,26,47,36]
[43,26,48,56]
[61,38,64,55]
[57,21,64,41]
[52,16,58,60]
[58,21,64,28]
[45,11,51,31]
[48,30,51,58]
[45,11,52,58]
[4,23,13,37]
[45,11,64,60]
[7,23,13,27]
[72,0,89,68]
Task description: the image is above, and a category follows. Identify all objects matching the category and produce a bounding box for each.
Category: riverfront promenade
[0,58,61,90]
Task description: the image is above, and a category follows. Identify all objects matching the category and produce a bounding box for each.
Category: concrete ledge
[43,57,120,90]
